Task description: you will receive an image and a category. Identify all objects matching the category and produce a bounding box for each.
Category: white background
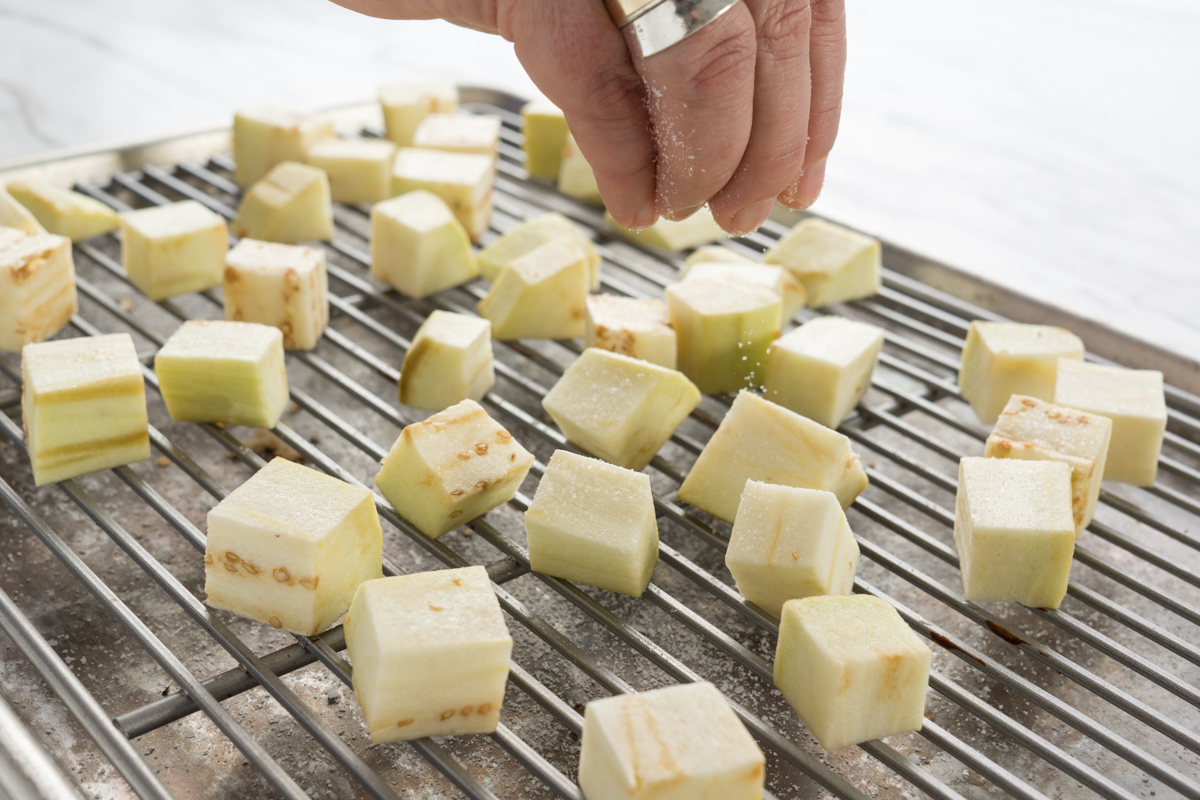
[1,0,1197,360]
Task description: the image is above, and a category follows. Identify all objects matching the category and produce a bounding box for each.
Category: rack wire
[0,94,1197,799]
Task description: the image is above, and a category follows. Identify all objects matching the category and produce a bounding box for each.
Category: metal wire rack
[0,89,1198,800]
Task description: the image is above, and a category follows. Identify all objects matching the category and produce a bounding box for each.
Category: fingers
[632,3,757,220]
[778,0,846,209]
[708,0,812,234]
[502,1,657,227]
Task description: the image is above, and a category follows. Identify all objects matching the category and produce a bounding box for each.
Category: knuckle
[686,25,757,95]
[811,0,846,25]
[756,147,807,184]
[580,67,646,125]
[758,0,813,58]
[811,94,843,122]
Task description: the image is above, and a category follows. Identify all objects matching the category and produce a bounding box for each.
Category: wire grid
[0,99,1195,800]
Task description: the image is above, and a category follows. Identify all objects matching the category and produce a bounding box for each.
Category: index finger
[504,1,659,228]
[630,3,758,220]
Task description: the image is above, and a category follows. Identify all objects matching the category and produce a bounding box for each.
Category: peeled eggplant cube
[304,138,396,205]
[522,101,569,178]
[476,239,589,340]
[726,482,859,616]
[391,148,494,242]
[233,161,333,243]
[585,294,676,369]
[954,457,1075,608]
[1054,360,1166,486]
[558,133,604,207]
[6,180,118,242]
[774,595,931,751]
[605,207,725,251]
[763,218,881,308]
[120,200,228,301]
[958,321,1084,424]
[525,450,658,596]
[380,80,458,147]
[399,311,494,411]
[413,113,502,158]
[679,391,868,523]
[375,399,534,538]
[370,190,477,299]
[224,239,329,350]
[763,315,884,428]
[21,333,149,486]
[683,259,807,326]
[477,212,601,289]
[578,682,765,800]
[205,457,383,636]
[0,188,44,234]
[985,395,1112,536]
[233,105,335,187]
[542,348,700,471]
[682,245,754,268]
[666,279,781,395]
[344,565,512,742]
[0,228,76,353]
[155,320,289,429]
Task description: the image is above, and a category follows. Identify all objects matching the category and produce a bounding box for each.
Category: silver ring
[613,0,743,59]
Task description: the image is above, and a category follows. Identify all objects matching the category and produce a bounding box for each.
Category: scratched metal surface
[0,90,1197,800]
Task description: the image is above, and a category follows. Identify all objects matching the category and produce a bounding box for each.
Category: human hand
[329,0,846,235]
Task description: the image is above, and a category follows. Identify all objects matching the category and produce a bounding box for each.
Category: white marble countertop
[2,0,1197,362]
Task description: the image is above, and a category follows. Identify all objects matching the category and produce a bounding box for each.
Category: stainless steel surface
[0,686,85,800]
[0,88,1197,799]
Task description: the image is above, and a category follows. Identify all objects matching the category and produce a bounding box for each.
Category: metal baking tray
[0,87,1197,800]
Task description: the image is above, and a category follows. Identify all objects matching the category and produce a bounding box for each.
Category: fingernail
[631,203,659,230]
[780,159,827,210]
[729,199,776,235]
[662,205,702,222]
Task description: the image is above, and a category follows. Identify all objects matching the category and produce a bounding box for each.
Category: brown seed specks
[299,577,319,590]
[273,567,291,583]
[396,718,415,728]
[475,480,488,490]
[995,439,1013,453]
[429,603,443,611]
[460,704,474,717]
[791,550,799,561]
[243,563,260,575]
[475,443,488,456]
[477,703,492,715]
[223,562,239,573]
[457,452,471,461]
[440,709,456,721]
[449,510,463,518]
[450,489,464,497]
[204,554,214,566]
[1021,398,1036,408]
[268,616,282,629]
[224,552,241,563]
[495,430,512,442]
